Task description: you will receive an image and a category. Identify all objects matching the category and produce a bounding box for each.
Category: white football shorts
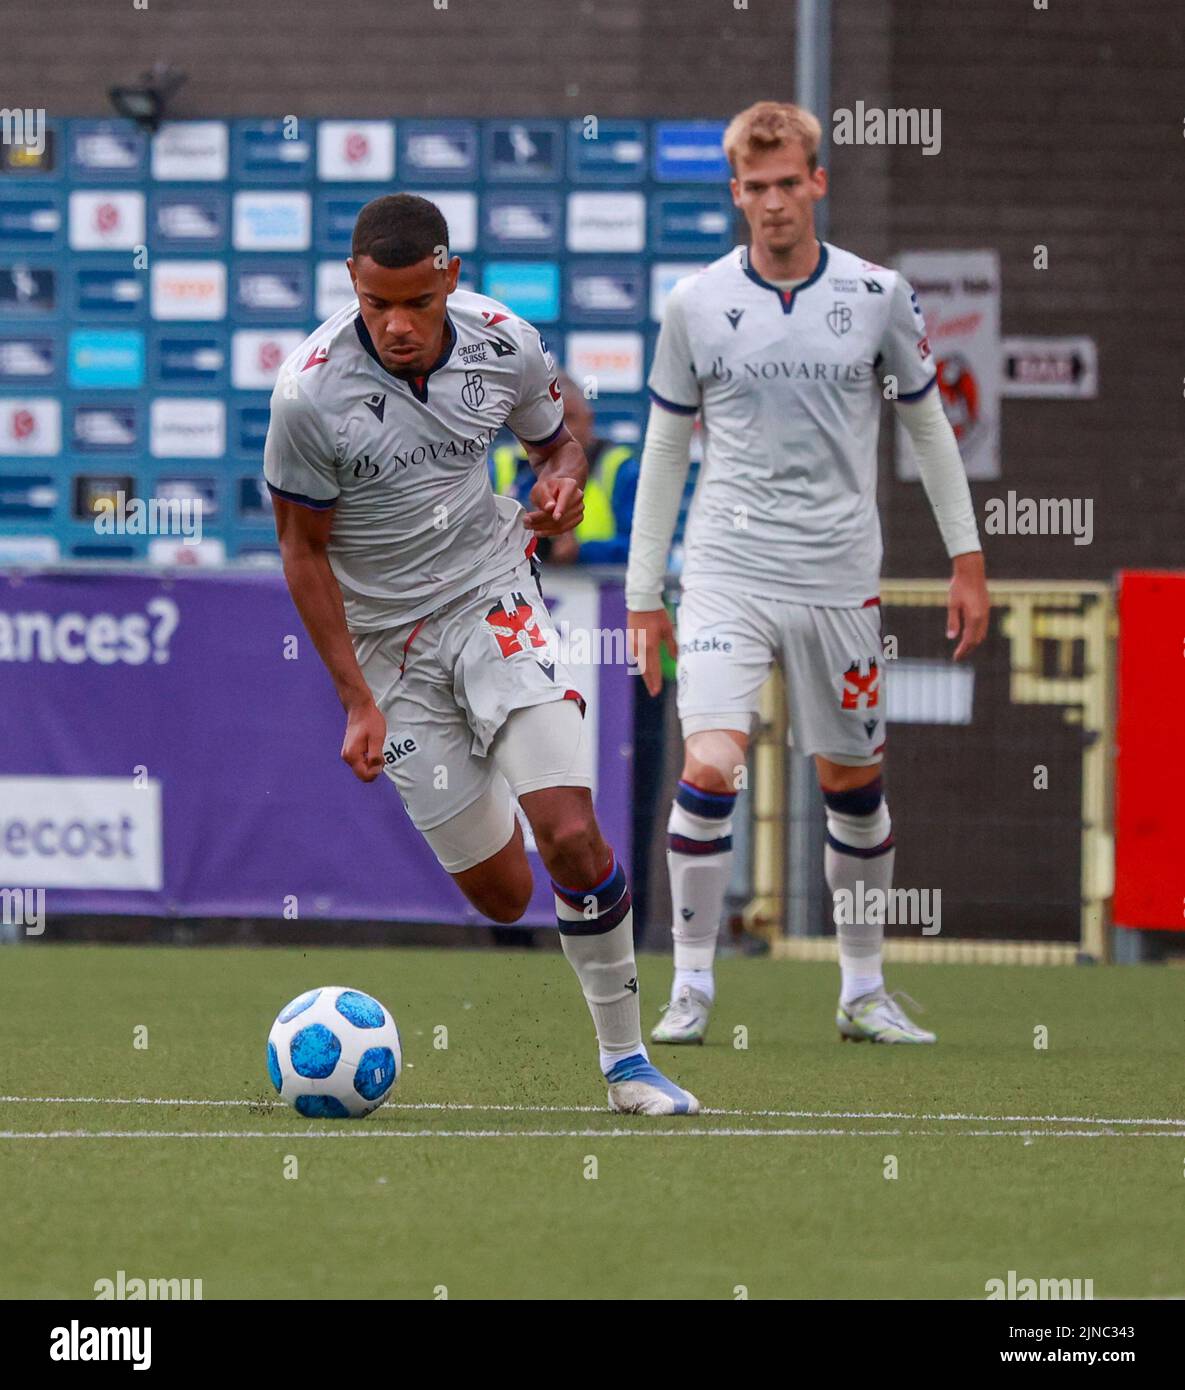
[353,554,592,868]
[674,585,886,766]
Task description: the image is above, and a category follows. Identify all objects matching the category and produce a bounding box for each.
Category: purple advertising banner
[0,568,633,925]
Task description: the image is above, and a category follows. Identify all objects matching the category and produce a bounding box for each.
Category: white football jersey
[264,290,563,630]
[648,242,937,607]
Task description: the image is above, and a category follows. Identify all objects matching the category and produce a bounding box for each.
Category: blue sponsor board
[565,261,646,324]
[0,473,58,518]
[237,475,273,519]
[154,473,219,518]
[151,190,228,250]
[69,121,147,179]
[232,403,271,457]
[72,473,135,521]
[0,333,57,382]
[399,121,479,182]
[152,331,227,387]
[485,121,563,182]
[233,261,310,320]
[0,194,63,247]
[0,264,55,314]
[233,119,313,182]
[651,192,735,255]
[5,116,759,561]
[567,119,647,183]
[483,193,561,253]
[0,124,59,177]
[316,190,386,254]
[72,262,145,318]
[233,190,310,250]
[481,262,561,323]
[590,401,647,446]
[234,541,280,562]
[654,121,729,182]
[72,403,139,452]
[68,329,145,388]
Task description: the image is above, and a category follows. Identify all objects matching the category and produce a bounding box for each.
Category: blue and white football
[267,985,402,1118]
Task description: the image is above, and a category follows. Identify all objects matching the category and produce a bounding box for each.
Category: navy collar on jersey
[740,241,829,314]
[353,312,457,403]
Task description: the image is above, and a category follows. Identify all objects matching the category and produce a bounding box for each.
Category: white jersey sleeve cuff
[624,403,696,611]
[895,388,982,558]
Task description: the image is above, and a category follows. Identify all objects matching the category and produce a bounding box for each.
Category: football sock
[667,779,736,990]
[552,850,647,1076]
[673,967,715,1002]
[823,777,894,1007]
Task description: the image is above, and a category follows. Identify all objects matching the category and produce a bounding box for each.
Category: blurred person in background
[489,373,639,567]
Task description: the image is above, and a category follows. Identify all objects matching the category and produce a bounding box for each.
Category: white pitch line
[0,1128,900,1140]
[1,1127,1183,1141]
[2,1095,1183,1129]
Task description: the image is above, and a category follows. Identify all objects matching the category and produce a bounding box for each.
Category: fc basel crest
[841,658,880,710]
[484,593,547,658]
[826,302,853,338]
[461,371,485,410]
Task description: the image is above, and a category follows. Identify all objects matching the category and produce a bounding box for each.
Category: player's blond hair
[723,101,823,174]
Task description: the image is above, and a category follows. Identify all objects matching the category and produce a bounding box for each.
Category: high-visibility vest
[576,443,634,543]
[490,441,634,542]
[491,443,525,500]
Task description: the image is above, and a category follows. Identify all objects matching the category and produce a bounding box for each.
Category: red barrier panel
[1114,571,1185,929]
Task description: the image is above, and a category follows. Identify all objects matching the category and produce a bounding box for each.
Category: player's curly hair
[351,193,450,268]
[723,101,823,174]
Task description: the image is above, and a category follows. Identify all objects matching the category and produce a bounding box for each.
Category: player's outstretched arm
[947,549,990,661]
[895,388,989,661]
[522,426,588,537]
[625,403,695,695]
[272,496,386,782]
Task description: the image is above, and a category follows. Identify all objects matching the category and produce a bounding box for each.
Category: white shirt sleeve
[879,273,938,400]
[505,322,564,446]
[894,386,981,557]
[624,402,696,611]
[263,374,340,509]
[647,283,701,413]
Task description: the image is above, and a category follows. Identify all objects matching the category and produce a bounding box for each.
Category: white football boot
[605,1054,700,1115]
[837,989,937,1044]
[650,985,712,1045]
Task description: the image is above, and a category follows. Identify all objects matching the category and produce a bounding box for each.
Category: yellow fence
[742,580,1116,966]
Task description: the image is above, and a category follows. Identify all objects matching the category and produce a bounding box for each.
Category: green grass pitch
[1,943,1182,1300]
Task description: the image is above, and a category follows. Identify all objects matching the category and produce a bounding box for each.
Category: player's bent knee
[531,807,596,863]
[450,822,533,924]
[462,881,532,925]
[683,729,749,794]
[815,753,883,793]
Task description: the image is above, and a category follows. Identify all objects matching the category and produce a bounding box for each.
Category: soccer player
[627,102,989,1045]
[264,194,698,1115]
